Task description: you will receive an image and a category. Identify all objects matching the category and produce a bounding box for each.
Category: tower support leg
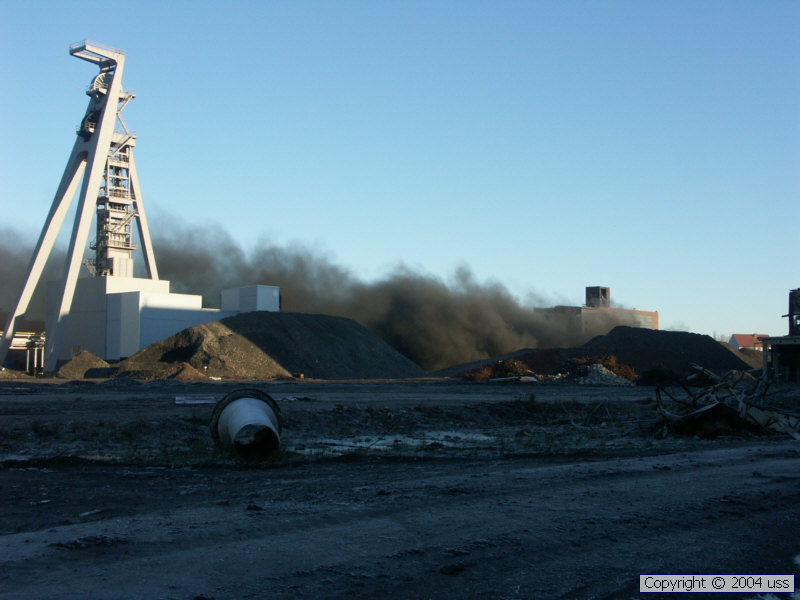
[129,153,159,280]
[45,140,117,371]
[0,145,87,366]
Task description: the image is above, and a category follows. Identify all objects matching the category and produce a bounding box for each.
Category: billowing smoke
[0,228,65,327]
[0,228,34,310]
[1,223,627,371]
[150,223,605,371]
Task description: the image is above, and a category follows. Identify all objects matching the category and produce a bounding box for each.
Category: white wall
[48,278,280,362]
[107,290,228,360]
[138,305,236,352]
[222,285,280,312]
[53,277,173,361]
[107,292,141,360]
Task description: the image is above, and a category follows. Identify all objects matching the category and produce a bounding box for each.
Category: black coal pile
[577,326,751,377]
[115,311,425,380]
[441,327,753,382]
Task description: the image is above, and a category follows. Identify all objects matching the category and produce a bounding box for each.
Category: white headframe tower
[0,41,159,371]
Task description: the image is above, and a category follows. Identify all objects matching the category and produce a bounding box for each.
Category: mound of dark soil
[433,347,572,379]
[512,348,573,375]
[578,326,751,377]
[116,311,425,380]
[455,348,578,381]
[441,327,753,382]
[57,351,114,380]
[730,347,764,370]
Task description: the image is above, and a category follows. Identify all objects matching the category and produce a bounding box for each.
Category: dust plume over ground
[0,228,37,312]
[0,228,64,326]
[152,224,623,371]
[0,224,630,371]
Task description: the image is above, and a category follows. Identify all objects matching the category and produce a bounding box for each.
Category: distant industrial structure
[761,288,800,383]
[537,286,658,343]
[0,41,279,372]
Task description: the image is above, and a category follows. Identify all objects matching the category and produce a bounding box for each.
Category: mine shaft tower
[0,41,158,371]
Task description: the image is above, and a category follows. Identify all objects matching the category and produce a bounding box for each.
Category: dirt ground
[1,378,799,599]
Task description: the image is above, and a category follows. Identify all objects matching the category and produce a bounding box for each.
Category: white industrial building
[47,279,280,362]
[0,41,280,371]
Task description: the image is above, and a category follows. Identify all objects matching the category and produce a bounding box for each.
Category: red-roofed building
[728,334,769,351]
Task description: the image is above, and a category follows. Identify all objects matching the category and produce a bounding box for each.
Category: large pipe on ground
[210,388,282,460]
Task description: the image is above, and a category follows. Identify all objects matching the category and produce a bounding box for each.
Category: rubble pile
[433,348,570,379]
[459,359,534,381]
[655,365,800,440]
[563,363,635,386]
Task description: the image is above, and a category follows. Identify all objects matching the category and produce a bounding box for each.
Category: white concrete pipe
[210,389,283,460]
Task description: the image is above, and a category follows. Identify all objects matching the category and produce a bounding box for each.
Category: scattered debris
[563,363,634,386]
[461,359,536,381]
[656,365,800,439]
[744,404,800,440]
[656,400,753,438]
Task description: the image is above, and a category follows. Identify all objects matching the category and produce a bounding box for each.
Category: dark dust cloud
[2,224,624,371]
[151,225,600,371]
[0,228,65,325]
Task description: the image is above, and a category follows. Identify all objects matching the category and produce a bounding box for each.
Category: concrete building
[46,279,280,362]
[537,287,658,343]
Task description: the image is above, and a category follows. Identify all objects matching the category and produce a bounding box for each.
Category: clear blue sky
[1,1,798,337]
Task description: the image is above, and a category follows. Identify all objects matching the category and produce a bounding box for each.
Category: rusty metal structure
[788,289,800,336]
[761,288,800,383]
[585,286,610,308]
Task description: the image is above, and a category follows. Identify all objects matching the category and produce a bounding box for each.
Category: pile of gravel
[562,363,635,386]
[152,362,210,381]
[116,319,290,380]
[116,311,425,380]
[56,350,114,379]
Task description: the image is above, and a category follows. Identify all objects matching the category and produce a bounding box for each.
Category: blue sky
[1,1,798,337]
